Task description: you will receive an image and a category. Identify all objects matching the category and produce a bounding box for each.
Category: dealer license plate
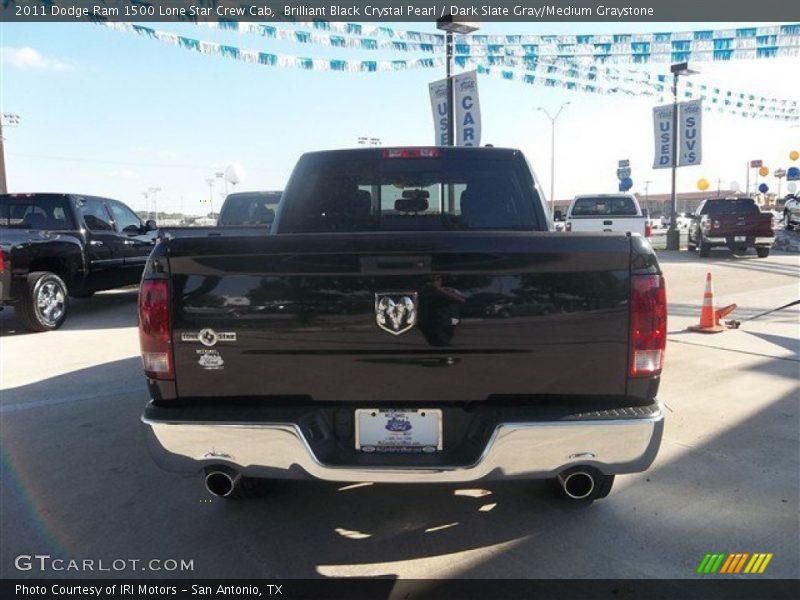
[355,409,442,453]
[735,236,746,242]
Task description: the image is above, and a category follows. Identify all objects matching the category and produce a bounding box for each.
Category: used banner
[453,70,482,147]
[428,78,449,146]
[652,103,675,169]
[679,99,703,166]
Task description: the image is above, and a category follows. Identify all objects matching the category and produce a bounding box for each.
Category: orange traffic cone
[688,272,730,333]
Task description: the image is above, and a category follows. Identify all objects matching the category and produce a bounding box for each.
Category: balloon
[788,182,798,194]
[758,166,769,177]
[730,181,740,192]
[788,167,800,179]
[758,183,769,193]
[697,178,710,191]
[790,150,799,161]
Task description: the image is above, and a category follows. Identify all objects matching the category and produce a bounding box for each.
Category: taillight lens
[644,222,652,238]
[0,251,5,273]
[629,274,667,377]
[139,279,173,379]
[565,222,572,232]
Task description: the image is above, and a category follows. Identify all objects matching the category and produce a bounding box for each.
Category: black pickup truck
[140,147,666,503]
[0,193,157,331]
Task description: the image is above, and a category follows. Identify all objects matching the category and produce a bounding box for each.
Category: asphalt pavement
[1,247,798,580]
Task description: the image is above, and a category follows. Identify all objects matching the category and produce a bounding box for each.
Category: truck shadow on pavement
[1,357,797,579]
[0,288,138,337]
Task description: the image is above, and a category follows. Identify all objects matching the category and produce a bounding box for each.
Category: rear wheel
[756,247,770,258]
[699,242,711,257]
[785,212,794,231]
[16,271,69,332]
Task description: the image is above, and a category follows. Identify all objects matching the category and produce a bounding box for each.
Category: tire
[687,243,696,252]
[785,213,794,231]
[16,271,69,332]
[756,247,770,258]
[699,242,711,257]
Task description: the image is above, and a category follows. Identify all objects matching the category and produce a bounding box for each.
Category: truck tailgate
[166,232,632,402]
[712,213,773,236]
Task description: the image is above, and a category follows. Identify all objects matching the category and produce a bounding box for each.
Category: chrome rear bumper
[141,403,664,483]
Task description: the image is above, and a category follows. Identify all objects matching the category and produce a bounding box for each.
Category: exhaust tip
[204,469,238,497]
[559,470,595,500]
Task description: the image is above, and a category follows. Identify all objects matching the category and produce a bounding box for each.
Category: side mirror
[553,209,563,221]
[144,219,157,232]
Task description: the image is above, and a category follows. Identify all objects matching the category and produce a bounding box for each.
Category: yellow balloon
[697,178,710,191]
[758,166,769,177]
[791,150,799,161]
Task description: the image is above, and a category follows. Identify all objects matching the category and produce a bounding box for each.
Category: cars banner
[453,70,482,147]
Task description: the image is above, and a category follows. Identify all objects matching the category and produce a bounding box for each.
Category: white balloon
[729,181,740,192]
[224,163,246,185]
[788,182,798,194]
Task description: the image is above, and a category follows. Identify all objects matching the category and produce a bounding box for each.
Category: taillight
[382,148,441,159]
[565,222,572,232]
[0,251,5,273]
[629,274,667,377]
[138,279,173,379]
[644,221,652,238]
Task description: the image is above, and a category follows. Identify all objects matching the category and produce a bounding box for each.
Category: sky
[1,20,799,216]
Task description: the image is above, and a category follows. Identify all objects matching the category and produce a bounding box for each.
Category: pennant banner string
[100,22,798,121]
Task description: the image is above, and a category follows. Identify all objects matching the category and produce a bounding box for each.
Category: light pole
[436,17,479,147]
[537,102,570,218]
[644,180,652,213]
[215,171,227,201]
[667,62,699,251]
[0,113,21,194]
[147,187,162,221]
[204,178,215,214]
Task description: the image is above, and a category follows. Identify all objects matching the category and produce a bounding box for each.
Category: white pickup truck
[565,193,651,237]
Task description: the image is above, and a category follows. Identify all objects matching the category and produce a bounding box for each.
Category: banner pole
[667,71,680,251]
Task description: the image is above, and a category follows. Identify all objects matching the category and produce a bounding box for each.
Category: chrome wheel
[36,281,66,326]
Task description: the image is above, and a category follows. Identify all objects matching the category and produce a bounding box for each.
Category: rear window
[218,192,281,226]
[278,153,541,233]
[570,196,638,217]
[0,194,74,229]
[700,199,759,215]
